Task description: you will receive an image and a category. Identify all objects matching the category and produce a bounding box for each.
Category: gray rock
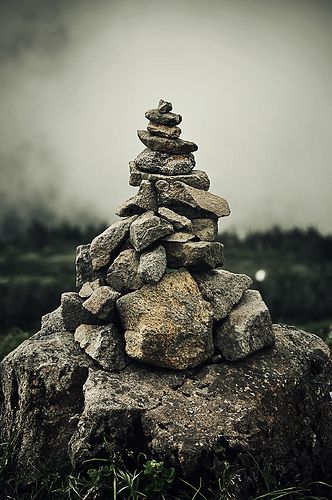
[41,306,65,334]
[135,148,195,176]
[158,99,172,113]
[164,241,224,270]
[61,292,104,331]
[162,231,195,243]
[82,286,121,321]
[115,180,157,217]
[138,245,167,284]
[156,180,231,218]
[192,269,253,321]
[145,108,182,126]
[75,244,106,289]
[90,216,137,271]
[137,130,198,154]
[106,249,144,292]
[129,162,210,190]
[74,324,128,371]
[158,207,192,230]
[79,278,104,298]
[66,326,332,495]
[192,218,218,241]
[116,269,213,370]
[214,290,274,361]
[130,211,174,252]
[147,122,181,139]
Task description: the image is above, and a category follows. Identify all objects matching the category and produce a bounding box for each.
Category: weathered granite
[75,244,106,289]
[145,108,182,126]
[106,248,144,292]
[138,245,167,284]
[130,211,174,252]
[191,218,218,241]
[138,130,198,155]
[162,231,196,243]
[129,162,210,190]
[158,207,192,230]
[147,122,181,139]
[79,279,104,298]
[115,180,157,217]
[82,286,121,321]
[135,148,195,176]
[61,292,104,331]
[164,241,224,270]
[158,99,172,113]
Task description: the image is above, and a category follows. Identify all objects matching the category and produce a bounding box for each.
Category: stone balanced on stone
[64,98,275,370]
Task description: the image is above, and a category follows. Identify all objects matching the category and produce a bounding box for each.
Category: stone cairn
[58,99,275,371]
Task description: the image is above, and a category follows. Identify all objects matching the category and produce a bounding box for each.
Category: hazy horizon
[1,0,332,235]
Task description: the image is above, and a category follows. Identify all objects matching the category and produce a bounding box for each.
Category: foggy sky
[1,0,332,234]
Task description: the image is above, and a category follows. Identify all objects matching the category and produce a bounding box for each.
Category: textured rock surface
[106,248,144,292]
[74,324,128,370]
[164,241,224,269]
[147,122,181,139]
[215,290,275,360]
[79,278,104,298]
[135,148,195,176]
[192,269,253,321]
[129,162,210,190]
[116,270,213,369]
[61,292,103,331]
[191,218,218,241]
[157,99,172,113]
[115,180,157,217]
[138,130,198,155]
[145,108,182,126]
[90,216,137,271]
[162,231,195,243]
[158,207,192,230]
[41,306,65,334]
[75,244,106,289]
[138,245,167,284]
[82,286,121,321]
[156,180,231,218]
[130,211,174,252]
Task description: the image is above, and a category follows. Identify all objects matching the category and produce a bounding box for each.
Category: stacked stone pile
[59,99,275,370]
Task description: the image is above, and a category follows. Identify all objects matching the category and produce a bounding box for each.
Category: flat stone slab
[129,162,210,190]
[130,211,174,252]
[156,180,230,218]
[138,130,198,155]
[214,290,275,360]
[106,248,144,292]
[116,269,213,370]
[145,108,182,126]
[90,216,137,271]
[192,269,253,321]
[135,148,195,176]
[147,122,181,139]
[164,241,224,270]
[74,324,128,371]
[162,231,195,243]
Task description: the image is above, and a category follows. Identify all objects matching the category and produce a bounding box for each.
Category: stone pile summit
[64,98,274,370]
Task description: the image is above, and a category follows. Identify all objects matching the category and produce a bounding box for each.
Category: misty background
[1,0,332,235]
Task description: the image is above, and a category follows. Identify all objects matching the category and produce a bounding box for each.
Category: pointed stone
[79,279,104,298]
[116,270,213,370]
[147,122,181,139]
[130,211,174,252]
[164,241,224,270]
[158,207,192,230]
[192,269,253,321]
[75,244,106,289]
[214,290,274,361]
[115,181,157,217]
[74,324,129,371]
[90,216,137,271]
[82,286,121,321]
[129,162,209,190]
[138,245,167,284]
[191,218,218,241]
[145,108,182,126]
[138,130,198,155]
[158,99,172,113]
[135,148,195,176]
[61,292,104,331]
[156,180,230,218]
[106,249,144,292]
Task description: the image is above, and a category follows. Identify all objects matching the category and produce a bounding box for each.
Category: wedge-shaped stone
[116,270,213,370]
[61,292,104,331]
[74,324,128,371]
[138,245,166,284]
[214,290,274,361]
[106,249,144,292]
[192,269,253,321]
[115,181,157,217]
[164,241,224,270]
[130,211,173,252]
[129,162,210,190]
[158,207,192,230]
[156,181,230,218]
[90,216,137,271]
[145,108,182,126]
[79,279,104,298]
[135,148,195,176]
[138,130,198,155]
[192,218,218,241]
[147,121,181,139]
[158,99,172,113]
[83,286,121,321]
[75,244,106,289]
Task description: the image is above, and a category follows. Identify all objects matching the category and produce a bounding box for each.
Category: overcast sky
[1,0,331,234]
